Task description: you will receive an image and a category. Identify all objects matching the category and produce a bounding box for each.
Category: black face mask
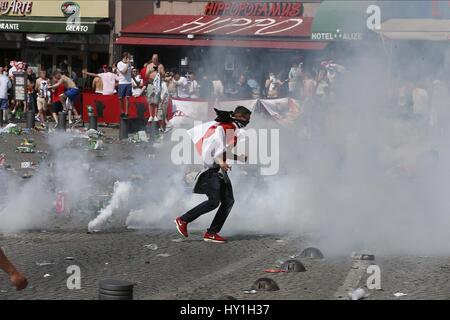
[234,119,249,128]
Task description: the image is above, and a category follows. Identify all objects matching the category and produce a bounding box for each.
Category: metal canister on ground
[56,191,68,215]
[99,279,134,300]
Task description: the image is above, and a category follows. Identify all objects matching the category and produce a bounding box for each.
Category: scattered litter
[171,238,184,243]
[43,274,51,278]
[88,139,104,150]
[352,252,375,261]
[21,161,38,169]
[41,230,47,233]
[0,290,6,293]
[129,131,149,143]
[276,239,284,243]
[0,123,21,135]
[289,255,299,259]
[20,138,35,147]
[156,253,171,258]
[349,288,368,300]
[148,154,156,160]
[275,259,285,266]
[16,146,35,153]
[105,262,109,265]
[22,172,33,179]
[394,292,408,297]
[243,290,257,294]
[36,262,55,266]
[86,129,103,139]
[263,268,285,273]
[65,257,75,261]
[144,244,158,250]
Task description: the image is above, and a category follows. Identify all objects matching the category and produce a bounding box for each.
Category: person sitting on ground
[0,247,28,291]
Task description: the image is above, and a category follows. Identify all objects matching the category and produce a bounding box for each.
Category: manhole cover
[251,278,280,292]
[300,247,324,259]
[281,259,306,272]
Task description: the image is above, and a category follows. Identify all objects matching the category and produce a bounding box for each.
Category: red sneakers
[174,217,188,237]
[203,232,227,243]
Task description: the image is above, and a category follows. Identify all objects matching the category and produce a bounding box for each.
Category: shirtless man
[35,70,51,128]
[48,70,80,124]
[145,54,165,122]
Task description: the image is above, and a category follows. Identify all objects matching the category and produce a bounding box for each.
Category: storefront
[115,1,327,84]
[0,0,112,80]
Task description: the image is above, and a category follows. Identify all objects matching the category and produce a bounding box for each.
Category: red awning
[115,36,327,50]
[121,15,313,38]
[118,14,326,50]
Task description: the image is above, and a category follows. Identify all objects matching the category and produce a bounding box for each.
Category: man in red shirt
[140,63,149,88]
[50,83,65,129]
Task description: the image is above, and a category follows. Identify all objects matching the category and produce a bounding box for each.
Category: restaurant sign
[163,16,309,36]
[204,1,304,17]
[0,0,33,16]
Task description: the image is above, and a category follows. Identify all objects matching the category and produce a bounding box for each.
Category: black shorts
[50,101,63,113]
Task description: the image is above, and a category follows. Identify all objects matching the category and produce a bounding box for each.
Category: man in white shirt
[0,67,12,124]
[83,67,118,95]
[173,72,190,99]
[174,106,251,244]
[34,70,51,128]
[116,52,132,117]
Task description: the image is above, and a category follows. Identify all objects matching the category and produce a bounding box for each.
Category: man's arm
[0,248,28,291]
[117,62,129,75]
[48,78,63,89]
[82,71,99,78]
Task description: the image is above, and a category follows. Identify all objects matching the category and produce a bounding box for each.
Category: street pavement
[1,124,450,300]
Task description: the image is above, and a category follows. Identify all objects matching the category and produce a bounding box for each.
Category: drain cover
[300,247,324,259]
[251,278,280,292]
[281,259,306,272]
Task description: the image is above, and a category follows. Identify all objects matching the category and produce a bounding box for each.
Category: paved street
[1,126,450,300]
[1,228,450,300]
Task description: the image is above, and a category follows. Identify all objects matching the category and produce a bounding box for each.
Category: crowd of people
[1,52,344,130]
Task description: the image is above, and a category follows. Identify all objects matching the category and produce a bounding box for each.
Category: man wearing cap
[174,106,251,243]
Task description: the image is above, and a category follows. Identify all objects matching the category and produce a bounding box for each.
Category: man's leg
[207,181,234,234]
[125,96,129,115]
[181,189,221,224]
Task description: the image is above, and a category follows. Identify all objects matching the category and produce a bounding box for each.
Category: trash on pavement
[0,123,21,135]
[65,257,75,261]
[16,146,35,153]
[243,290,257,294]
[351,252,375,261]
[171,238,184,243]
[394,292,408,297]
[263,268,285,273]
[43,274,51,278]
[349,288,368,300]
[156,253,171,258]
[144,244,158,250]
[36,262,55,266]
[88,139,104,150]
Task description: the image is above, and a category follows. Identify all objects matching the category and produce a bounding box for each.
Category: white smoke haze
[88,181,132,232]
[1,41,450,257]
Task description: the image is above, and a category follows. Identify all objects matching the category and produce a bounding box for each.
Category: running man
[48,70,81,125]
[175,106,251,243]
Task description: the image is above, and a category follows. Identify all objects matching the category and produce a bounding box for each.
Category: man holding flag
[175,106,252,243]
